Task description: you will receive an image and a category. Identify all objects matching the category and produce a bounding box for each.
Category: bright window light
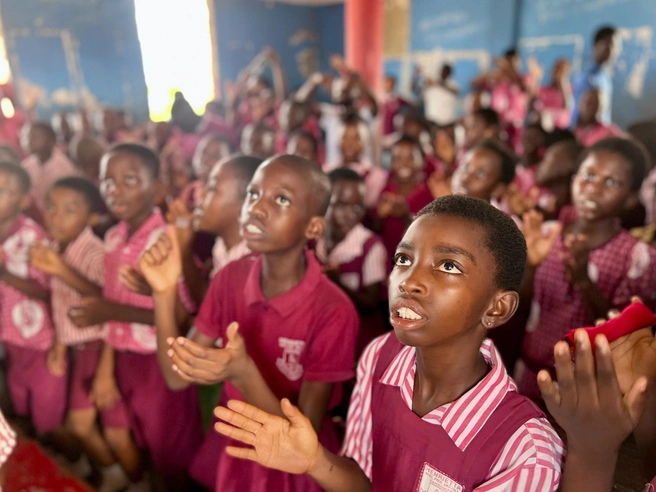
[135,0,215,122]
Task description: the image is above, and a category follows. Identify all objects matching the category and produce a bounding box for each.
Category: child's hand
[46,343,67,377]
[119,265,153,296]
[90,374,121,411]
[68,297,111,327]
[139,226,182,294]
[166,199,195,252]
[330,54,347,73]
[434,129,456,165]
[427,171,452,199]
[563,233,590,285]
[389,195,410,218]
[167,322,250,386]
[538,330,648,458]
[215,398,320,474]
[521,210,562,267]
[504,183,539,217]
[377,193,395,219]
[29,241,65,276]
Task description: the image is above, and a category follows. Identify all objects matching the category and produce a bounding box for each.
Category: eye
[437,261,463,274]
[393,253,412,267]
[246,189,259,200]
[475,169,489,179]
[124,175,138,185]
[605,178,621,188]
[581,171,595,182]
[275,195,291,206]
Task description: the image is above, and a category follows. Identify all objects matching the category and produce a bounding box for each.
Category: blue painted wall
[317,4,345,74]
[1,0,149,122]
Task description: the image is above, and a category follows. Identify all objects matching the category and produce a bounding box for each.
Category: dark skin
[0,170,49,302]
[340,124,364,164]
[576,89,600,128]
[288,134,318,163]
[535,142,579,215]
[459,147,505,202]
[210,214,520,492]
[463,114,498,148]
[324,179,383,310]
[27,126,55,164]
[139,158,333,434]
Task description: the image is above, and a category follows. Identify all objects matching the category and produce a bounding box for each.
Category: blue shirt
[571,63,613,127]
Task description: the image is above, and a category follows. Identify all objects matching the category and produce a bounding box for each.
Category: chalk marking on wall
[618,26,653,99]
[518,34,585,73]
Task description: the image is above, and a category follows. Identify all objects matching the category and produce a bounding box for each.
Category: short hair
[594,25,617,45]
[0,161,30,193]
[107,143,159,179]
[289,130,318,154]
[393,136,425,169]
[416,195,527,291]
[504,48,518,58]
[328,167,364,185]
[30,122,56,141]
[223,154,263,192]
[337,113,370,144]
[580,137,648,191]
[473,108,500,128]
[202,133,234,153]
[471,139,517,185]
[266,154,331,216]
[545,128,576,148]
[50,176,103,213]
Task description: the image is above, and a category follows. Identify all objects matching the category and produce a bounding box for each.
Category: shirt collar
[61,226,96,260]
[316,223,373,265]
[115,208,164,246]
[379,338,516,451]
[244,249,323,317]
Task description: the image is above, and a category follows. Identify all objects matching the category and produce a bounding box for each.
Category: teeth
[397,168,413,178]
[246,224,263,234]
[397,307,422,320]
[582,199,598,210]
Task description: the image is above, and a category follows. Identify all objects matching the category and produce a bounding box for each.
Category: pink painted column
[345,0,383,94]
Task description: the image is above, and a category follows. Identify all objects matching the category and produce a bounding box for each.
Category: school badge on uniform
[276,337,305,381]
[416,462,463,492]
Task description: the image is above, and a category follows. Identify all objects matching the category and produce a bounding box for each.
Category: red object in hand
[564,302,656,352]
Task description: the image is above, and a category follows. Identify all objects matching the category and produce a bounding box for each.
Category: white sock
[98,463,130,492]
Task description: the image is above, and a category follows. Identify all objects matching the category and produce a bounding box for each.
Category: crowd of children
[0,28,655,492]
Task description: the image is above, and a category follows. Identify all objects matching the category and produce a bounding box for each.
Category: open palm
[215,398,320,475]
[522,210,561,267]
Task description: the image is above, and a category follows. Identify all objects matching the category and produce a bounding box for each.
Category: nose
[247,195,267,220]
[397,263,428,297]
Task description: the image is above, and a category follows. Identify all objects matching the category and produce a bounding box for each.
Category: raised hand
[215,398,320,474]
[504,183,538,217]
[29,241,65,276]
[119,265,152,296]
[434,129,456,165]
[68,297,110,327]
[166,322,250,386]
[165,199,195,252]
[427,171,452,199]
[376,193,395,219]
[563,233,591,285]
[521,210,562,267]
[138,226,182,294]
[538,330,648,457]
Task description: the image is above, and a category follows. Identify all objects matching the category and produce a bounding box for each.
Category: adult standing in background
[414,64,460,126]
[571,25,618,127]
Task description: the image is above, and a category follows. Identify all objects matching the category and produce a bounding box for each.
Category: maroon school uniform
[191,251,358,492]
[343,334,564,491]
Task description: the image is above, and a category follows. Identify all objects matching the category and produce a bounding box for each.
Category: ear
[305,216,325,241]
[152,179,167,205]
[623,192,639,212]
[87,212,101,228]
[482,290,519,329]
[19,193,32,212]
[491,183,507,200]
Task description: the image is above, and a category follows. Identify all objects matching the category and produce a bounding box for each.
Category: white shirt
[424,79,460,125]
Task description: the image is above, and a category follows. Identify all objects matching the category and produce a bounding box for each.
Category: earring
[487,321,492,326]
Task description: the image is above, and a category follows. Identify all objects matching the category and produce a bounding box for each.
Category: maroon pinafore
[371,335,545,491]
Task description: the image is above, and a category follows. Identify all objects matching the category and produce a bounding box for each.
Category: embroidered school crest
[12,300,44,339]
[416,462,463,492]
[276,337,305,381]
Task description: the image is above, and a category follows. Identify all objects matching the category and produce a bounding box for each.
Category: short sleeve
[85,244,105,286]
[362,241,387,287]
[302,290,359,383]
[193,269,227,343]
[612,241,656,310]
[0,409,16,467]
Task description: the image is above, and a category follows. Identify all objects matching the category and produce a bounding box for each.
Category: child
[0,408,16,486]
[0,162,66,436]
[376,137,434,258]
[68,143,202,488]
[70,136,106,184]
[21,122,79,216]
[381,75,410,135]
[29,177,139,489]
[517,137,656,402]
[325,115,388,209]
[240,122,275,159]
[463,108,501,150]
[459,139,517,207]
[573,88,622,147]
[317,168,388,354]
[139,154,359,492]
[514,123,546,194]
[535,58,572,130]
[287,130,319,163]
[214,195,564,490]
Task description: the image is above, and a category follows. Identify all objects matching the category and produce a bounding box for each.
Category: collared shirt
[324,160,389,209]
[210,238,250,279]
[342,334,564,490]
[21,148,79,213]
[571,63,613,126]
[315,223,387,290]
[103,209,167,353]
[574,121,622,147]
[0,408,16,468]
[0,215,53,350]
[52,227,106,346]
[195,251,358,403]
[319,104,375,165]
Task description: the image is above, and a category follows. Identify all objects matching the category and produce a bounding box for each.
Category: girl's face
[391,143,420,184]
[340,125,364,163]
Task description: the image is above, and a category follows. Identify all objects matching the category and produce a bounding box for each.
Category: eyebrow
[433,244,477,265]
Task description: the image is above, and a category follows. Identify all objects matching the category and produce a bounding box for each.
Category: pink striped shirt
[342,334,563,490]
[210,238,250,279]
[574,122,622,147]
[324,160,389,209]
[21,148,80,214]
[103,209,166,354]
[52,227,106,346]
[0,215,53,350]
[0,408,16,467]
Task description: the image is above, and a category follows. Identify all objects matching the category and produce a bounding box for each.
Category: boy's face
[389,214,505,347]
[193,138,229,183]
[391,143,419,184]
[100,151,156,223]
[460,148,503,201]
[464,114,494,147]
[240,160,323,254]
[572,150,634,222]
[197,161,245,234]
[536,143,577,209]
[340,124,364,163]
[288,135,317,163]
[28,127,54,156]
[0,170,28,223]
[522,127,544,157]
[325,180,366,242]
[44,188,96,245]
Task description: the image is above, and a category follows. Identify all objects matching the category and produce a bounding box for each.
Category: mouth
[577,198,599,213]
[390,300,427,331]
[396,168,413,179]
[109,201,129,217]
[241,219,266,239]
